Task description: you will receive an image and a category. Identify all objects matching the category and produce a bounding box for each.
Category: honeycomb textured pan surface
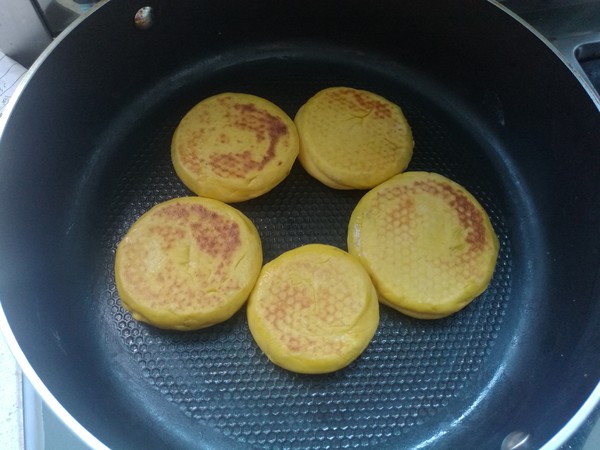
[96,56,513,449]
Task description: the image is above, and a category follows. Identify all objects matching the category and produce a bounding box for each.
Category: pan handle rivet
[134,6,154,30]
[501,431,531,450]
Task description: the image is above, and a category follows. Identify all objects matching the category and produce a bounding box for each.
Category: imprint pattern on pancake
[172,93,299,202]
[295,87,414,189]
[247,244,379,374]
[115,197,262,330]
[349,171,499,318]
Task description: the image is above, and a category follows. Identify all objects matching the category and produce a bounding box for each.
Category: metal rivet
[501,431,531,450]
[134,6,154,30]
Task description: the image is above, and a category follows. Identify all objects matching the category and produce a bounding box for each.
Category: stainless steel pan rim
[542,383,600,450]
[491,0,600,111]
[0,304,108,450]
[0,1,598,449]
[0,4,109,449]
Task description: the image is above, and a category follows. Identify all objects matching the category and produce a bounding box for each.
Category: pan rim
[0,2,111,449]
[0,0,598,449]
[541,382,600,450]
[0,303,109,450]
[0,0,110,147]
[487,2,600,445]
[490,0,600,111]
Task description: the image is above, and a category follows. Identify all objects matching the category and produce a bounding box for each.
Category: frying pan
[1,0,599,448]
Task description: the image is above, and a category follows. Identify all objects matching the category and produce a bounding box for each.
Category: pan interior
[82,47,533,449]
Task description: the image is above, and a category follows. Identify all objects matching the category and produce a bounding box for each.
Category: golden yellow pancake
[348,172,499,319]
[171,93,299,203]
[247,244,379,374]
[115,197,262,330]
[294,87,413,189]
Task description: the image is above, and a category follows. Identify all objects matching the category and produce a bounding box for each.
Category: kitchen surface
[1,1,600,449]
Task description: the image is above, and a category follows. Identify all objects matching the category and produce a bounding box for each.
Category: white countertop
[0,330,23,450]
[0,50,27,450]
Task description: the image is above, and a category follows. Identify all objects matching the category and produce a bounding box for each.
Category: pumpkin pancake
[247,244,379,374]
[171,93,299,203]
[115,197,262,330]
[348,172,499,319]
[294,87,413,189]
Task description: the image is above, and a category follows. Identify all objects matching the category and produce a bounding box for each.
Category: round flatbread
[247,244,379,374]
[115,197,262,330]
[171,93,299,202]
[294,87,413,189]
[348,171,499,319]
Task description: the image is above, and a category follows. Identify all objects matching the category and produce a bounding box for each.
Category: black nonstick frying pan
[1,0,599,448]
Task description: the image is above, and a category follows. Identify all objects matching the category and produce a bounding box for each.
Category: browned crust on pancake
[115,197,263,329]
[176,96,290,179]
[323,87,394,119]
[207,103,289,178]
[379,177,489,259]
